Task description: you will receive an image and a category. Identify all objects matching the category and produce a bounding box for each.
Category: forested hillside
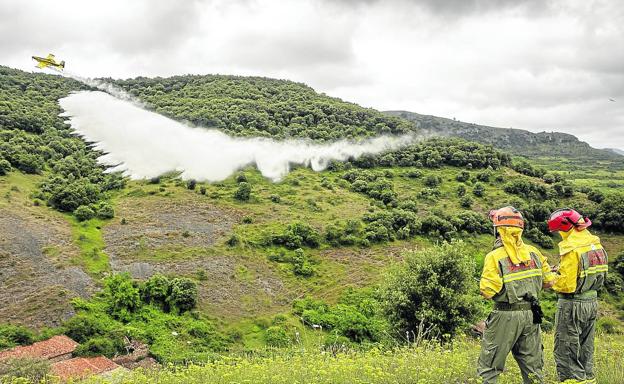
[1,67,624,382]
[386,110,622,164]
[113,75,414,140]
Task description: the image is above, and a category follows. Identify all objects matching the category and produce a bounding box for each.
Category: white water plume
[63,71,145,106]
[59,91,416,182]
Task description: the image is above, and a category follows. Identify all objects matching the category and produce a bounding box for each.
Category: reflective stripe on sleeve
[579,265,609,278]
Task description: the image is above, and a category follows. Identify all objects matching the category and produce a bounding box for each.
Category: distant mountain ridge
[385,110,621,161]
[606,148,624,156]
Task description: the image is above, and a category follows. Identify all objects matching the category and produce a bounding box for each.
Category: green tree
[234,182,252,201]
[168,278,198,313]
[104,273,141,321]
[378,241,483,340]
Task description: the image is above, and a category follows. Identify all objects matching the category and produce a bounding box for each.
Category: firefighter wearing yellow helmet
[477,206,556,384]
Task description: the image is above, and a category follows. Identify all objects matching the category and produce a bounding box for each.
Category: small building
[0,335,78,363]
[0,335,121,381]
[51,356,121,381]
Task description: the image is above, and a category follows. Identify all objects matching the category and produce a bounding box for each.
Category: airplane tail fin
[60,61,65,69]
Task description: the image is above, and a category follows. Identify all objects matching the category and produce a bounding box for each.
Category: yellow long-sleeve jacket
[552,228,608,294]
[480,227,556,302]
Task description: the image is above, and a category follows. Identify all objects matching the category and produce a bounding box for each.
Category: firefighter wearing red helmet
[548,208,608,384]
[477,207,556,384]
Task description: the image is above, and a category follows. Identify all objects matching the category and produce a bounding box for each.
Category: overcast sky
[1,0,623,150]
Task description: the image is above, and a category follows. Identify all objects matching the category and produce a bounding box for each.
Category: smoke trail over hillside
[59,91,416,182]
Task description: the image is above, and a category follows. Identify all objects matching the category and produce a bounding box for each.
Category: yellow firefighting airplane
[32,53,65,71]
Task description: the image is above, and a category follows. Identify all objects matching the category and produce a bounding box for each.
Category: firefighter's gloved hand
[523,293,543,325]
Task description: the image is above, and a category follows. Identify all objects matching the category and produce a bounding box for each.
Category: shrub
[476,170,492,182]
[404,169,422,179]
[104,273,141,321]
[74,337,119,357]
[234,182,252,201]
[417,188,441,200]
[595,194,624,233]
[95,202,115,219]
[168,278,198,313]
[0,325,35,349]
[235,173,247,183]
[587,189,604,203]
[186,179,197,190]
[63,313,111,343]
[0,357,49,382]
[265,326,291,347]
[424,174,442,187]
[473,183,485,197]
[456,170,470,182]
[292,248,315,277]
[74,205,95,221]
[142,274,171,308]
[273,222,320,249]
[0,159,11,176]
[525,227,555,249]
[378,241,483,340]
[199,186,206,195]
[597,317,622,334]
[457,185,466,197]
[269,194,281,203]
[460,196,473,208]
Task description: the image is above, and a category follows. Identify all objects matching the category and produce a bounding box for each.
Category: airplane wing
[46,53,55,60]
[36,61,48,68]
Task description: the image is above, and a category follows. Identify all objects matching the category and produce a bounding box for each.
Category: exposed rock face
[0,208,94,327]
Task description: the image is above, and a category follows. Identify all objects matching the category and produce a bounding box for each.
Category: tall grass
[81,333,624,384]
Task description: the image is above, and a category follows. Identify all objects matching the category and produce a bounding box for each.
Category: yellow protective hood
[557,228,601,256]
[497,226,532,265]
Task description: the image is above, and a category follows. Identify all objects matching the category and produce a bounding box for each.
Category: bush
[597,317,623,334]
[457,185,466,197]
[269,194,281,203]
[95,202,115,219]
[424,174,442,187]
[292,248,315,277]
[142,274,171,308]
[377,241,483,340]
[0,325,35,349]
[234,182,252,201]
[273,222,320,249]
[187,179,197,190]
[74,205,95,221]
[74,337,119,357]
[168,278,198,313]
[525,227,555,249]
[0,159,11,175]
[473,183,485,197]
[587,189,604,203]
[595,194,624,233]
[63,313,111,343]
[199,186,206,195]
[235,173,247,183]
[104,273,141,321]
[265,326,291,347]
[0,357,50,382]
[456,170,470,182]
[460,196,473,208]
[404,169,422,179]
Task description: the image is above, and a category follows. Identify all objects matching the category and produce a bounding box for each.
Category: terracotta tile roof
[51,356,120,380]
[0,335,78,361]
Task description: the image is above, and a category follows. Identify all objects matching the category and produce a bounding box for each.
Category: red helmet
[547,208,592,232]
[489,206,524,228]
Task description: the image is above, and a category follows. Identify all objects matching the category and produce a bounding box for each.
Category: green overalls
[478,227,555,384]
[553,229,608,384]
